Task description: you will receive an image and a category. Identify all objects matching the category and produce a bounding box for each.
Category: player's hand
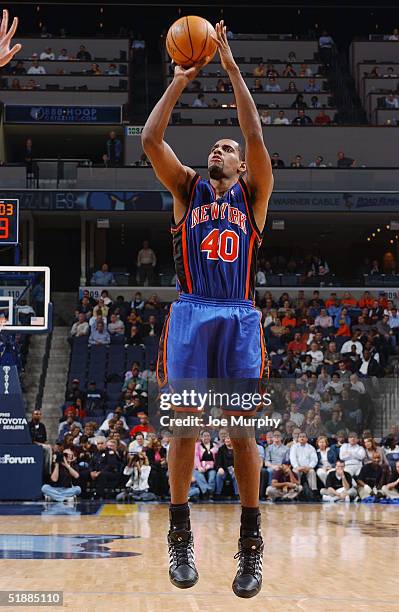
[173,57,210,84]
[211,20,237,73]
[0,10,21,67]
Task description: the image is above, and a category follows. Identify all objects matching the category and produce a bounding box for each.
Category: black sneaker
[232,536,263,598]
[168,528,199,589]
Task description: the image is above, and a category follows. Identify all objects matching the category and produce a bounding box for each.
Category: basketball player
[142,21,273,598]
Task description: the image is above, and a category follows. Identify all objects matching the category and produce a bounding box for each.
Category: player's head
[208,139,245,180]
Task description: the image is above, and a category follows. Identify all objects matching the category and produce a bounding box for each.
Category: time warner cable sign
[4,105,122,124]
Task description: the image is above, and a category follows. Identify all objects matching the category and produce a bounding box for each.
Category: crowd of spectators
[268,150,355,168]
[36,283,399,504]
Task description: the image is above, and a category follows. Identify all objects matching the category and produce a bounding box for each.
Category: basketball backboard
[0,267,51,333]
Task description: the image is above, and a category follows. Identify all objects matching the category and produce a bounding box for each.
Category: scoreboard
[0,199,19,245]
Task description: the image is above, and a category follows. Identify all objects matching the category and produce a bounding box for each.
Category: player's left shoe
[232,535,263,598]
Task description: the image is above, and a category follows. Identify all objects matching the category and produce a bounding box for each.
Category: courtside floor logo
[0,535,141,559]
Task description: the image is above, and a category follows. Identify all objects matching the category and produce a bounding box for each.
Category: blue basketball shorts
[157,293,267,412]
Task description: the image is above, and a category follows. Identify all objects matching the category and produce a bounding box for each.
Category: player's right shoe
[168,528,199,589]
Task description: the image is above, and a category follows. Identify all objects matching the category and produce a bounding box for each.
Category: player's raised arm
[211,21,273,231]
[0,9,21,67]
[141,63,206,201]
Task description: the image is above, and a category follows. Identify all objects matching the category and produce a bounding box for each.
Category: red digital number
[0,218,9,240]
[200,228,239,262]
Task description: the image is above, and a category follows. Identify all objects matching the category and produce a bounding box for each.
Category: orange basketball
[166,15,217,68]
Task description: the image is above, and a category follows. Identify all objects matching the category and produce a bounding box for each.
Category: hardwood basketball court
[0,502,398,611]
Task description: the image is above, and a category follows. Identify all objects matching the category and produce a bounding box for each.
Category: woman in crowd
[193,431,218,499]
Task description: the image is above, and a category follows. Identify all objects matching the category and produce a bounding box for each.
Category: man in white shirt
[273,110,290,125]
[349,373,366,395]
[385,93,399,109]
[325,372,344,395]
[289,403,304,428]
[307,341,324,366]
[108,313,125,336]
[289,432,318,491]
[309,155,326,168]
[339,432,366,476]
[70,313,89,338]
[27,59,46,74]
[388,307,399,339]
[40,47,55,60]
[341,334,363,357]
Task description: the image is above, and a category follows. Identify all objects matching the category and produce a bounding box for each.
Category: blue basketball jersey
[171,174,263,300]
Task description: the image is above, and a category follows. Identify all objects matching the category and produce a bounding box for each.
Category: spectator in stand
[216,78,226,92]
[356,452,390,499]
[89,436,124,499]
[309,155,326,167]
[388,28,399,41]
[299,63,313,77]
[252,78,263,92]
[137,240,157,285]
[85,381,106,415]
[87,62,102,75]
[273,110,290,125]
[29,409,52,473]
[58,48,70,60]
[290,155,303,168]
[325,409,347,438]
[384,93,399,108]
[106,131,122,166]
[129,412,155,438]
[266,63,279,77]
[285,81,298,93]
[259,110,272,125]
[292,109,313,126]
[40,47,55,60]
[88,320,110,346]
[337,151,356,168]
[42,448,81,503]
[339,432,366,476]
[320,459,356,502]
[126,324,144,346]
[383,435,399,469]
[383,67,398,78]
[192,93,208,107]
[283,63,296,77]
[100,407,128,434]
[314,110,331,125]
[265,77,281,92]
[76,44,92,60]
[27,59,46,74]
[209,98,220,108]
[146,437,169,498]
[253,62,266,77]
[194,431,218,498]
[357,349,380,377]
[11,60,26,75]
[304,78,321,93]
[266,463,302,501]
[309,95,321,109]
[381,459,399,499]
[291,93,307,109]
[316,435,336,485]
[70,312,89,338]
[11,78,21,89]
[289,432,318,495]
[65,378,85,404]
[214,436,238,498]
[57,413,83,444]
[261,430,289,494]
[90,263,116,286]
[271,152,285,168]
[318,30,335,65]
[315,308,333,331]
[106,63,120,75]
[108,313,125,336]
